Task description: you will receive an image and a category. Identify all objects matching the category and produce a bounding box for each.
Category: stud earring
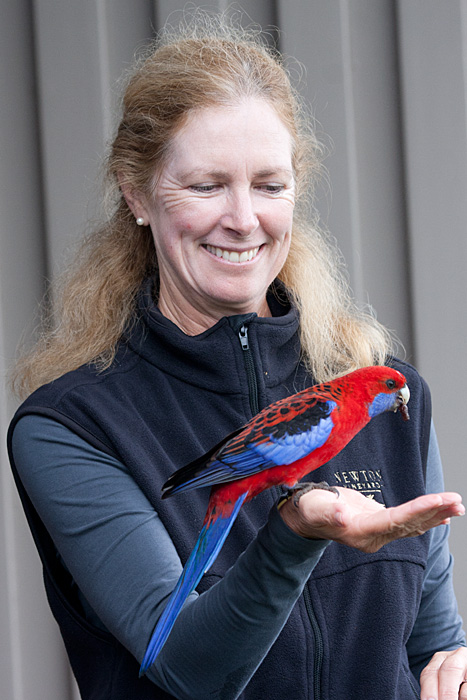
[136,217,145,226]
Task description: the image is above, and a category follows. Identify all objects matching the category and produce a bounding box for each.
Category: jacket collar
[126,277,301,394]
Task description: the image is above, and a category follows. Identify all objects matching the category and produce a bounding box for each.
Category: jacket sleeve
[406,422,466,679]
[11,414,329,700]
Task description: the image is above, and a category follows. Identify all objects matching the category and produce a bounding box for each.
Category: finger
[397,493,462,518]
[461,680,467,699]
[420,651,449,699]
[349,504,458,552]
[438,668,467,699]
[439,491,464,504]
[387,494,464,533]
[420,649,467,700]
[437,649,467,700]
[411,503,465,531]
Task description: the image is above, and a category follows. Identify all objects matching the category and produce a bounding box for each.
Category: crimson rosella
[140,365,410,674]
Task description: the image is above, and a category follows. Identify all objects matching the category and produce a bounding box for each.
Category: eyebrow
[178,167,294,181]
[254,168,294,178]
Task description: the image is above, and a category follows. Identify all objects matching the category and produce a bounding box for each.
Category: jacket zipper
[303,583,323,700]
[238,324,283,510]
[240,323,323,698]
[238,325,260,416]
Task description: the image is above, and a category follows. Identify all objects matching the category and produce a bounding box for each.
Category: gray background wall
[1,1,466,697]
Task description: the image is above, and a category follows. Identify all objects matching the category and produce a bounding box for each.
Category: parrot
[140,365,410,675]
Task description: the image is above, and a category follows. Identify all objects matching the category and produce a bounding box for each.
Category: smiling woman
[122,99,295,332]
[7,13,466,700]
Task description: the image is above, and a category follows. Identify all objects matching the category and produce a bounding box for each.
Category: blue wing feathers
[140,492,247,675]
[250,408,335,465]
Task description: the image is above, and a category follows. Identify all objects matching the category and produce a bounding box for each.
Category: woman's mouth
[204,244,260,263]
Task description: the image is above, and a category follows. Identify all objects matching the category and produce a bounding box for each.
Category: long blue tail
[139,492,247,675]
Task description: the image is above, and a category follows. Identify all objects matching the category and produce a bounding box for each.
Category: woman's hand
[279,486,464,552]
[420,648,467,699]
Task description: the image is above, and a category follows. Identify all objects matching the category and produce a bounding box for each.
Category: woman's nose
[221,188,259,236]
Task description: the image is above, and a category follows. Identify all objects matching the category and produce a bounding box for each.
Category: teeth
[206,245,260,263]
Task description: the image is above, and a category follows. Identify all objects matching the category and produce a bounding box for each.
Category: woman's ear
[118,176,149,226]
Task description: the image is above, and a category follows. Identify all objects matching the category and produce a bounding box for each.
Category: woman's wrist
[278,495,326,540]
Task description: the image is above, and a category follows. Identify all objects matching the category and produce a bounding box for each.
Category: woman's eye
[189,184,218,193]
[258,184,285,194]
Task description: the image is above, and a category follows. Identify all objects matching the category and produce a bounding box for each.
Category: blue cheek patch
[368,392,396,417]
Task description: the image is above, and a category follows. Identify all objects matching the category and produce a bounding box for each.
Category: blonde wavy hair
[12,15,393,398]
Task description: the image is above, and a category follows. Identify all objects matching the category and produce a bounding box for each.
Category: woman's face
[138,98,295,332]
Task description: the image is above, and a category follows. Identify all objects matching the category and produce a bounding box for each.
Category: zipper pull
[239,325,249,350]
[238,324,260,415]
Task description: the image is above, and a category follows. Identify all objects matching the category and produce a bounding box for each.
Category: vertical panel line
[392,0,416,361]
[0,298,23,700]
[339,0,364,301]
[96,0,113,141]
[461,0,467,142]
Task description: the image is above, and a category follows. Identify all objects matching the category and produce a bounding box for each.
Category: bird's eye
[386,379,396,390]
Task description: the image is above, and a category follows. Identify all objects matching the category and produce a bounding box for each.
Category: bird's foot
[286,481,340,508]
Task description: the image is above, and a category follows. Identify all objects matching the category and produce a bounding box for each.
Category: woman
[8,20,467,700]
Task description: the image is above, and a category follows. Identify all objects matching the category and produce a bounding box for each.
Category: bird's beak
[398,384,410,406]
[394,383,410,420]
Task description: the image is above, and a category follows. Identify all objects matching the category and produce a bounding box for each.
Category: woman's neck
[157,290,271,336]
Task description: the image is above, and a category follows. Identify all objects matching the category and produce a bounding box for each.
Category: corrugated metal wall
[1,1,466,697]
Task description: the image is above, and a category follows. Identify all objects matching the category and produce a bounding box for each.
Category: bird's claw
[286,481,340,508]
